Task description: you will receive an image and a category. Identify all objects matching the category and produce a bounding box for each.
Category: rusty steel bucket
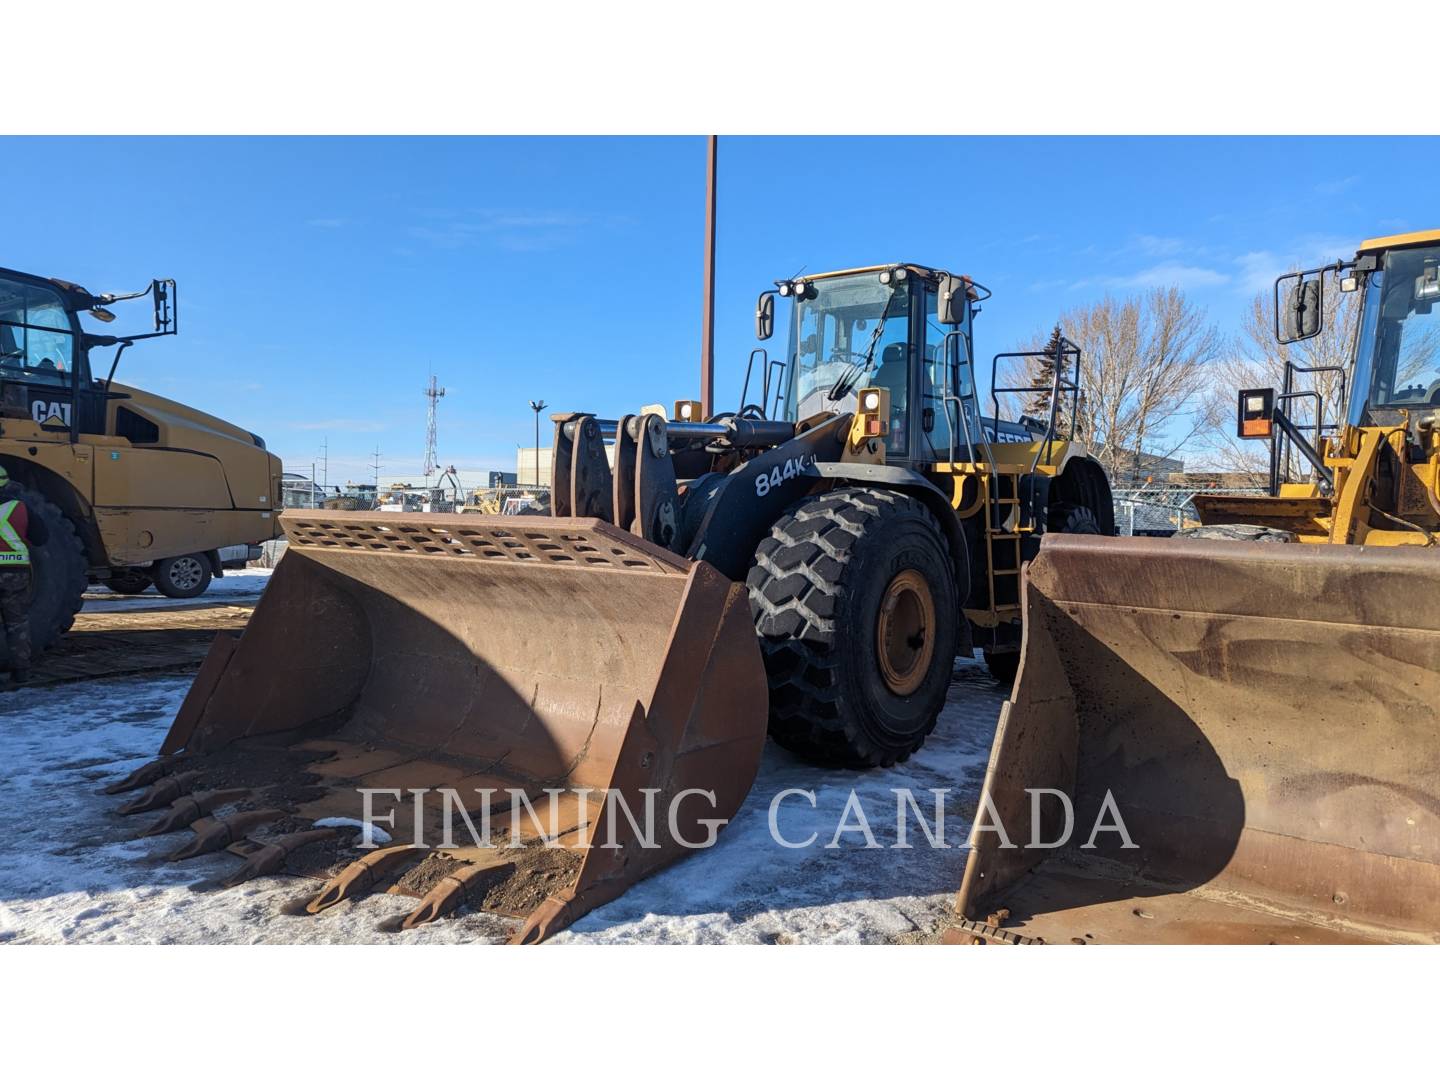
[102,511,768,943]
[953,534,1440,944]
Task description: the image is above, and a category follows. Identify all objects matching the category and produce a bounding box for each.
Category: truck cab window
[0,279,75,385]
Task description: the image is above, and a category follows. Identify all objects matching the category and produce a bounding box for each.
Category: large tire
[152,553,212,599]
[0,489,87,668]
[105,571,153,595]
[746,488,959,769]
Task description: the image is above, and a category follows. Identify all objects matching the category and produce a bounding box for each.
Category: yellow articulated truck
[954,230,1440,944]
[0,266,283,665]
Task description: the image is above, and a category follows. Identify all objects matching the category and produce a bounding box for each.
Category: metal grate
[280,512,687,573]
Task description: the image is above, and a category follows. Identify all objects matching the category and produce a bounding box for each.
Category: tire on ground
[0,489,87,667]
[152,553,213,599]
[106,571,153,595]
[746,487,958,769]
[1177,523,1298,543]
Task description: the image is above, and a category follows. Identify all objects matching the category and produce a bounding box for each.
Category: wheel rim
[875,568,935,696]
[168,557,204,591]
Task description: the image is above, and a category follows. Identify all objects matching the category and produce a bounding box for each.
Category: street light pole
[700,135,717,420]
[529,399,547,487]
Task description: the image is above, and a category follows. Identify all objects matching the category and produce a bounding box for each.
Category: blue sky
[4,136,1435,485]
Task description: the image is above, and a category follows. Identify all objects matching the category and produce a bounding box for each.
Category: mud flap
[105,511,768,942]
[957,535,1440,944]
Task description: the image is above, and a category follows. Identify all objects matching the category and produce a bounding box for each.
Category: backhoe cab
[1193,230,1440,544]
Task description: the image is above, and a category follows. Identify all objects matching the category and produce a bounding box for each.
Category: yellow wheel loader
[954,230,1440,945]
[104,262,1113,942]
[0,266,282,666]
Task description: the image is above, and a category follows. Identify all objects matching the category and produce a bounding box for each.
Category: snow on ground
[80,568,273,613]
[0,657,1006,944]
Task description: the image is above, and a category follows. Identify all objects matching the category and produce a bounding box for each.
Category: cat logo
[32,400,72,427]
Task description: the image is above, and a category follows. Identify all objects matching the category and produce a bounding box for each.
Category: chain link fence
[1112,486,1267,536]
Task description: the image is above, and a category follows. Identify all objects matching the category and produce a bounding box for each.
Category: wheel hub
[169,557,204,590]
[875,568,935,696]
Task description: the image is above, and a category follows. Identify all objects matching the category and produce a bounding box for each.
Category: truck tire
[153,554,212,599]
[106,571,153,595]
[0,490,87,667]
[746,488,959,769]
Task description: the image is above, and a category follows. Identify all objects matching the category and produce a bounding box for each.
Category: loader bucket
[954,535,1440,944]
[104,511,768,942]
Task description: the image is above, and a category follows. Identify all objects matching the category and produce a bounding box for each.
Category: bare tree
[1004,288,1220,482]
[1196,277,1359,477]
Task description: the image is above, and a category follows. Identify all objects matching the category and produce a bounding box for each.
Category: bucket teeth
[137,788,250,837]
[305,845,426,914]
[400,862,501,931]
[103,755,182,795]
[165,809,286,862]
[214,827,344,888]
[117,771,202,815]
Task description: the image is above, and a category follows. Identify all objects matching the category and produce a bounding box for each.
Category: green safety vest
[0,500,30,567]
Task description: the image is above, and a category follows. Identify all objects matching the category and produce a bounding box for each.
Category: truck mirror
[1237,387,1275,439]
[1278,277,1321,343]
[153,279,177,335]
[936,274,964,326]
[755,291,775,341]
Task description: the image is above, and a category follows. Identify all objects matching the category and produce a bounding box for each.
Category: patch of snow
[81,568,272,613]
[0,656,1006,944]
[313,817,391,845]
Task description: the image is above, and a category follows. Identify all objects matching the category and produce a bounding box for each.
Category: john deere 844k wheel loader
[0,266,283,667]
[103,262,1113,942]
[953,230,1440,945]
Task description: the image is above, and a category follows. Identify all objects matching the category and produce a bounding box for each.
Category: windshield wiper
[827,293,898,402]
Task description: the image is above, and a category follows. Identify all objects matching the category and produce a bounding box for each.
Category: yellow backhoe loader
[954,230,1440,944]
[103,262,1113,942]
[1,266,282,669]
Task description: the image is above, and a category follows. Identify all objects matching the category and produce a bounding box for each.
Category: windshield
[1357,245,1440,419]
[784,273,910,448]
[0,277,76,385]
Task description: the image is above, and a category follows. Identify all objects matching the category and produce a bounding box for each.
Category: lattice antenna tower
[423,374,446,482]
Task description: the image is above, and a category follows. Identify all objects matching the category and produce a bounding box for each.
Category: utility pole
[371,446,382,507]
[423,374,446,484]
[320,437,329,493]
[310,461,316,509]
[529,399,547,487]
[700,134,717,420]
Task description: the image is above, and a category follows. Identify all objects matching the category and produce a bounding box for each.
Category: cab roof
[1357,228,1440,254]
[795,263,945,283]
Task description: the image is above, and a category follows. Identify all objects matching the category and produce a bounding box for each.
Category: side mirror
[1276,276,1321,343]
[755,291,775,341]
[1237,387,1275,439]
[153,279,177,335]
[936,274,964,326]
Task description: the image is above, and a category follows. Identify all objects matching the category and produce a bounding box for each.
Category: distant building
[488,470,518,487]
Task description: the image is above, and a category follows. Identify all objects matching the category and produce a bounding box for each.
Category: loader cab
[777,264,976,464]
[1349,240,1440,428]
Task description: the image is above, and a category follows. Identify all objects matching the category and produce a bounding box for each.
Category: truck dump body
[956,535,1440,944]
[102,511,767,942]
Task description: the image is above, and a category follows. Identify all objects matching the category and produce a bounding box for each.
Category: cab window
[0,279,75,385]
